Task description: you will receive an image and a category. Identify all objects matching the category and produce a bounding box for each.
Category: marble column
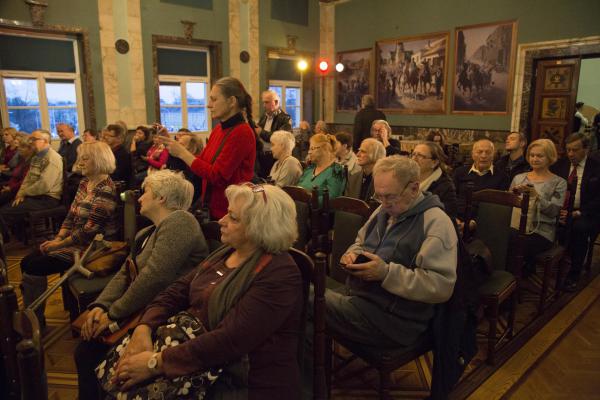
[228,0,260,119]
[97,0,147,127]
[319,2,335,123]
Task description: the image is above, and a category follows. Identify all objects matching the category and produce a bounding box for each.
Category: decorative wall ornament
[181,20,196,40]
[375,31,449,114]
[239,50,250,63]
[451,20,518,114]
[115,39,130,54]
[336,48,372,112]
[24,0,48,27]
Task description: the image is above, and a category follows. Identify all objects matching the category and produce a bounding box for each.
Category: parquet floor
[3,240,599,400]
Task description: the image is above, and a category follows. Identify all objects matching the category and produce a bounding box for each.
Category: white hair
[225,183,298,253]
[33,129,51,143]
[373,155,420,184]
[360,138,386,164]
[142,169,194,211]
[262,89,280,103]
[270,130,296,154]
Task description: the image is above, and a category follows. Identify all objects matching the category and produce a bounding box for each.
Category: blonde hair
[310,133,338,156]
[77,141,116,174]
[2,127,17,141]
[142,169,194,211]
[225,183,298,253]
[527,138,558,165]
[360,138,386,164]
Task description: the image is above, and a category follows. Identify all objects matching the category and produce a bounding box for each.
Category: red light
[318,60,329,73]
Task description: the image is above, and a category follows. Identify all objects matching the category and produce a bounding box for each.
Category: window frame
[269,79,303,128]
[0,34,85,138]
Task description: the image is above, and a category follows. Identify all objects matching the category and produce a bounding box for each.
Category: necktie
[563,164,578,209]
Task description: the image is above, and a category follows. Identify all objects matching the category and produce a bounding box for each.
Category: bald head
[472,139,495,172]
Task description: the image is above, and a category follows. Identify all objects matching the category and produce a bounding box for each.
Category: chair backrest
[200,221,222,253]
[120,190,140,248]
[329,196,371,283]
[310,186,331,256]
[465,189,529,272]
[282,186,312,252]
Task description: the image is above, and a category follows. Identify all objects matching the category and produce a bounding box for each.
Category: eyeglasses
[309,145,324,151]
[411,152,433,160]
[371,181,414,204]
[28,137,43,143]
[244,182,267,204]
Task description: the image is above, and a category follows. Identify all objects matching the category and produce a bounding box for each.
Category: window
[0,33,84,137]
[157,47,210,133]
[269,81,302,128]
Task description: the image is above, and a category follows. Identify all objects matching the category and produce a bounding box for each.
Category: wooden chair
[282,186,312,252]
[289,248,328,400]
[328,196,371,283]
[464,189,529,365]
[309,186,331,257]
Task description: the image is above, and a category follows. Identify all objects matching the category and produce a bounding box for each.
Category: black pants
[567,217,597,280]
[74,340,110,400]
[0,195,60,239]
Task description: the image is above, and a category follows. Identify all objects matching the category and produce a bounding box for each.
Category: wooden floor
[4,239,600,399]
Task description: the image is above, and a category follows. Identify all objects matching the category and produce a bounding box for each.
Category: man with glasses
[0,129,63,240]
[327,156,458,350]
[370,120,401,156]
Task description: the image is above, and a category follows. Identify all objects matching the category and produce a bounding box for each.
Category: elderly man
[327,156,457,348]
[552,133,600,291]
[345,138,386,201]
[0,129,63,239]
[494,131,530,181]
[371,120,401,156]
[256,90,292,178]
[102,123,131,186]
[353,94,386,151]
[453,139,509,220]
[57,123,82,172]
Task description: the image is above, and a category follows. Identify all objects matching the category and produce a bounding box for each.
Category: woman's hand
[157,136,195,165]
[39,238,64,254]
[113,351,161,391]
[123,325,153,358]
[91,311,112,338]
[81,307,105,340]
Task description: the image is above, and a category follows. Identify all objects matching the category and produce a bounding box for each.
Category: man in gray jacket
[333,155,458,348]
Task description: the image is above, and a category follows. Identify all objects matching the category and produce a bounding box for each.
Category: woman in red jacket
[160,77,256,219]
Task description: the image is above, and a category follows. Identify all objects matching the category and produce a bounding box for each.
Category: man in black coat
[352,95,386,151]
[256,90,292,178]
[494,131,531,182]
[57,123,82,172]
[551,133,600,291]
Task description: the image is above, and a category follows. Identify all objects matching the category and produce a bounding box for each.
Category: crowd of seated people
[0,133,33,207]
[1,127,19,176]
[3,74,600,400]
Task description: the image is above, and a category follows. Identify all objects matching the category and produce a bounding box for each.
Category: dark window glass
[157,48,208,77]
[0,35,76,73]
[267,58,301,82]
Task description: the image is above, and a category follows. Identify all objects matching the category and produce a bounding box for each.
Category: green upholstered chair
[464,189,529,365]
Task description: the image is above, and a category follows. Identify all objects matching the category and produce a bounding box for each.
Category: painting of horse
[451,20,518,114]
[336,49,372,112]
[375,32,449,114]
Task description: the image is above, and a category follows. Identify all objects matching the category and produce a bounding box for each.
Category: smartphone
[339,253,370,270]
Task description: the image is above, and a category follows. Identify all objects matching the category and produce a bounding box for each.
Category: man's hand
[344,251,389,281]
[340,252,357,266]
[12,196,24,206]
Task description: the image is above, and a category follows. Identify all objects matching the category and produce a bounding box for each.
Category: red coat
[190,114,255,219]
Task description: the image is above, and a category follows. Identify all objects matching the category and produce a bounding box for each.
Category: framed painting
[451,20,517,114]
[540,96,568,120]
[543,66,572,91]
[375,31,449,114]
[336,48,372,112]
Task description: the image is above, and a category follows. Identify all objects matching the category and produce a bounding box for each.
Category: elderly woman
[269,130,303,187]
[0,133,33,206]
[0,127,18,174]
[371,119,401,156]
[159,77,256,220]
[411,142,458,220]
[20,141,118,330]
[98,183,302,399]
[298,133,346,205]
[510,139,566,268]
[74,169,209,400]
[345,138,386,201]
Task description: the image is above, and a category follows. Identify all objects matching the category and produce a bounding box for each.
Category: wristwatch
[147,353,160,371]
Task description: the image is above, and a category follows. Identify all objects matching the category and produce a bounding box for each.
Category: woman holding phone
[158,77,256,219]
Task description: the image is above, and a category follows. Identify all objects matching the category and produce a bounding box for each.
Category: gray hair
[472,139,495,154]
[77,141,116,174]
[33,129,51,143]
[360,138,386,164]
[371,119,392,135]
[361,94,375,108]
[142,170,194,211]
[225,183,297,253]
[373,155,420,184]
[270,130,296,154]
[262,89,280,103]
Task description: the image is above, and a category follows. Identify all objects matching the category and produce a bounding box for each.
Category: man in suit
[57,123,82,172]
[256,90,292,178]
[494,131,530,182]
[551,133,600,291]
[352,95,386,151]
[453,139,510,224]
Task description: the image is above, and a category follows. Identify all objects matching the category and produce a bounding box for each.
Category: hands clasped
[341,251,389,281]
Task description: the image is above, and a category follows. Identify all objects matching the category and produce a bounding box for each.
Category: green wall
[0,0,106,128]
[140,0,229,123]
[577,58,600,111]
[335,0,600,131]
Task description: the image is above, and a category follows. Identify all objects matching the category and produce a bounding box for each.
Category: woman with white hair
[20,141,119,331]
[269,130,303,187]
[75,169,209,400]
[100,183,303,399]
[345,138,386,201]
